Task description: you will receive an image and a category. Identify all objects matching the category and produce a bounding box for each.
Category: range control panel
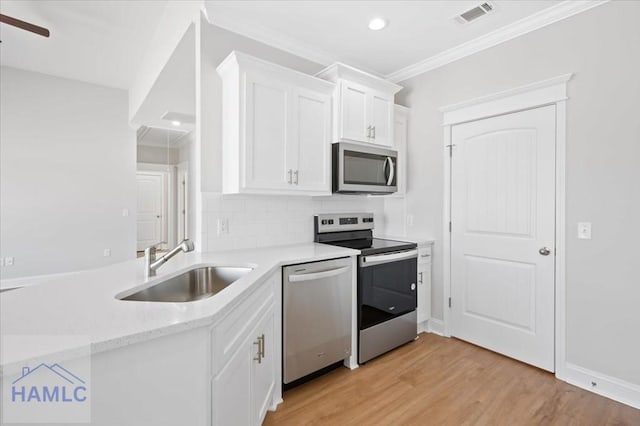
[315,213,375,233]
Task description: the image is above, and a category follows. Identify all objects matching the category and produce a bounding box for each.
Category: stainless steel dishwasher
[283,257,352,385]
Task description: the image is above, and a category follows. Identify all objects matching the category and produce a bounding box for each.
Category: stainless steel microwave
[332,142,397,194]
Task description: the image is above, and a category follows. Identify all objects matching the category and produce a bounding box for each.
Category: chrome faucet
[145,239,195,278]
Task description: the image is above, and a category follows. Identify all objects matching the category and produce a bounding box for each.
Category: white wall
[137,145,180,165]
[393,1,640,387]
[0,67,136,281]
[196,22,384,251]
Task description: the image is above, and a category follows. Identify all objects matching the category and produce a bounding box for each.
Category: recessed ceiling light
[368,18,387,31]
[171,120,181,127]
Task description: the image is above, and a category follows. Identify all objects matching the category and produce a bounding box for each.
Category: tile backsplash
[201,193,386,252]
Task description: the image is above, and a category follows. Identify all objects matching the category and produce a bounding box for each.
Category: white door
[176,165,188,242]
[290,87,331,193]
[244,72,290,191]
[252,309,276,425]
[340,81,368,142]
[450,105,556,372]
[136,173,164,251]
[369,91,393,146]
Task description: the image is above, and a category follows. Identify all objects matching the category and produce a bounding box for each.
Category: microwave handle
[384,157,395,186]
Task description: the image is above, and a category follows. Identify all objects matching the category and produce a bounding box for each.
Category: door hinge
[446,144,456,157]
[448,297,452,308]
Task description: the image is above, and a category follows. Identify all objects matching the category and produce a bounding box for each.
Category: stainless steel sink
[119,266,252,302]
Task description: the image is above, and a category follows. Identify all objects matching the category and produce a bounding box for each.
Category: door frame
[137,162,177,249]
[439,73,572,378]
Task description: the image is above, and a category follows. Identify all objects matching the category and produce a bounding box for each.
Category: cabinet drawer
[211,271,278,376]
[418,245,432,264]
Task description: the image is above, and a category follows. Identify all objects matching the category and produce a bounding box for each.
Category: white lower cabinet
[211,269,281,426]
[212,306,275,426]
[417,244,432,329]
[251,308,276,424]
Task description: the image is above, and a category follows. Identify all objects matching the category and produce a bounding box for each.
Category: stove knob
[411,283,416,291]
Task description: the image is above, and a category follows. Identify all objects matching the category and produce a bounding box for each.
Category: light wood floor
[264,333,640,425]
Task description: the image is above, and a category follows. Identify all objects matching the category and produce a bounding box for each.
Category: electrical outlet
[0,258,4,267]
[103,249,111,257]
[5,257,14,266]
[217,218,230,235]
[577,222,592,239]
[122,208,129,217]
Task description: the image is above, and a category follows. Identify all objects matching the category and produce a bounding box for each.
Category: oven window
[359,257,417,329]
[344,150,396,186]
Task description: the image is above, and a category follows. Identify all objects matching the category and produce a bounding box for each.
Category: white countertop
[0,243,358,372]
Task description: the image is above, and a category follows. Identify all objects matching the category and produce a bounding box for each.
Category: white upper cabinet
[217,51,334,196]
[392,105,409,197]
[317,63,402,146]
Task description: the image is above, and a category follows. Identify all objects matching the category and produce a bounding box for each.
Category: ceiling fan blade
[0,14,50,38]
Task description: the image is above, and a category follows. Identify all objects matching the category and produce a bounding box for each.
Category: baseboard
[559,362,640,409]
[427,318,446,336]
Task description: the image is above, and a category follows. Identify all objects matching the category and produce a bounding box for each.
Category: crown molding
[385,0,609,83]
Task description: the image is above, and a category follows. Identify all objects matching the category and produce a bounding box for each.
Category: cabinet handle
[367,125,372,138]
[287,169,293,184]
[418,272,423,284]
[253,334,265,363]
[293,170,299,185]
[372,126,376,139]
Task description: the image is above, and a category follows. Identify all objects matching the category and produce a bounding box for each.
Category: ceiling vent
[455,2,495,24]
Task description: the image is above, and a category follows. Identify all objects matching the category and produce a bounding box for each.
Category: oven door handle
[360,249,418,267]
[288,266,350,283]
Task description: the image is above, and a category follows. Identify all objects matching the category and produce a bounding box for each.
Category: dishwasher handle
[288,266,350,283]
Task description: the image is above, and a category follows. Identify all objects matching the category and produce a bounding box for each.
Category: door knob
[539,247,551,256]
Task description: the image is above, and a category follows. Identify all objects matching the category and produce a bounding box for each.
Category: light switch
[5,257,14,266]
[103,249,111,257]
[122,208,129,217]
[577,222,592,239]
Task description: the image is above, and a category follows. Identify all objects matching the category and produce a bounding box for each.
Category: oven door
[358,249,417,330]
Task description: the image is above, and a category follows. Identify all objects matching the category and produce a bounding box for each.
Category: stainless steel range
[314,213,418,363]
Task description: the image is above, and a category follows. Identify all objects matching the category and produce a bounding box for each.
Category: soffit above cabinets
[204,1,608,82]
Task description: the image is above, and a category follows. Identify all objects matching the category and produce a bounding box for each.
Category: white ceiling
[205,0,562,77]
[137,126,190,148]
[0,0,168,89]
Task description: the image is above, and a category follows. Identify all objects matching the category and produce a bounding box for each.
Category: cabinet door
[417,263,432,324]
[340,81,369,143]
[291,88,331,193]
[369,91,394,146]
[252,308,276,425]
[244,72,291,191]
[212,342,252,426]
[393,109,408,196]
